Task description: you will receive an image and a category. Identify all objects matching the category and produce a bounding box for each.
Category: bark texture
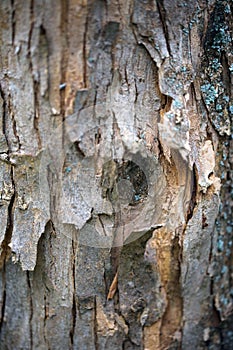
[0,0,232,349]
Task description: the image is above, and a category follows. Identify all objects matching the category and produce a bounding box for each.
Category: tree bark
[0,0,232,349]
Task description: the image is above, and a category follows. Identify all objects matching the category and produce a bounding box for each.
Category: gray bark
[0,0,232,349]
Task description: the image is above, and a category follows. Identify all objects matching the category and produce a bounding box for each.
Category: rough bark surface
[0,0,232,349]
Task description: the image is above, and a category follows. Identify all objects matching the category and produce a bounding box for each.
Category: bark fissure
[178,166,199,346]
[211,282,223,344]
[10,0,15,45]
[60,0,69,118]
[221,52,231,97]
[70,239,77,349]
[156,0,172,57]
[27,271,33,350]
[186,163,198,223]
[83,13,89,89]
[98,215,107,237]
[43,294,50,350]
[8,96,21,151]
[93,296,99,350]
[0,267,6,335]
[28,0,34,56]
[0,84,8,150]
[103,263,108,300]
[0,166,15,337]
[0,84,20,155]
[28,0,42,150]
[0,166,15,266]
[33,81,42,149]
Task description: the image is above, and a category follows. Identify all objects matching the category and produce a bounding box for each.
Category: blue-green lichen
[200,0,232,135]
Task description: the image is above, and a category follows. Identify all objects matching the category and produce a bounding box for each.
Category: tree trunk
[0,0,232,349]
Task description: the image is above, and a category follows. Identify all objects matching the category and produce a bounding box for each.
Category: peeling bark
[0,0,232,349]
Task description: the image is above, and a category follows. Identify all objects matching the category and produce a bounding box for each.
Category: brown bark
[0,0,232,349]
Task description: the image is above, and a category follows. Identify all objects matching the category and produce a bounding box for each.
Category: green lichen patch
[200,0,232,136]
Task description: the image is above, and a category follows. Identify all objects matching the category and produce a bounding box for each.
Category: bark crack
[70,239,77,349]
[10,97,21,151]
[28,0,42,149]
[186,163,198,223]
[28,0,34,58]
[0,85,20,153]
[98,215,107,236]
[43,294,50,350]
[156,0,172,57]
[103,262,108,300]
[83,13,89,89]
[180,164,198,283]
[10,0,16,45]
[221,52,231,97]
[60,0,69,118]
[0,166,16,268]
[179,164,198,345]
[0,266,6,335]
[0,166,15,336]
[94,296,99,350]
[0,84,8,151]
[32,81,42,149]
[27,271,33,350]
